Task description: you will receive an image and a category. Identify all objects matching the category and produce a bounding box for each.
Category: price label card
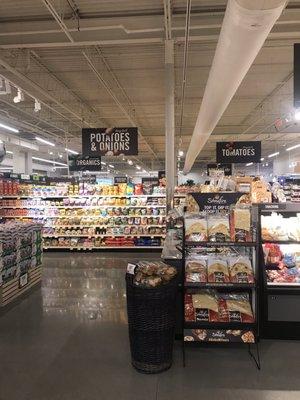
[127,263,137,275]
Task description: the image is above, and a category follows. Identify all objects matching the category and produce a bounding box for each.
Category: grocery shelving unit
[259,203,300,339]
[181,208,261,369]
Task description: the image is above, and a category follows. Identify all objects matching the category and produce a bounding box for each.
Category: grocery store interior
[2,0,300,399]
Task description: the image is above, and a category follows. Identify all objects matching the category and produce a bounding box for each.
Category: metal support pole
[165,39,175,212]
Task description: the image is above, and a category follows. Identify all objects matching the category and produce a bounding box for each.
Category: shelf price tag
[127,263,137,275]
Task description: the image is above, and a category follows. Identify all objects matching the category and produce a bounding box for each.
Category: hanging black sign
[82,127,138,156]
[216,141,261,164]
[207,163,232,176]
[68,155,102,172]
[114,176,128,184]
[191,192,245,212]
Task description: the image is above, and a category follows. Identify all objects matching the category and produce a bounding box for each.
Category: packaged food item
[192,291,219,322]
[185,216,207,241]
[251,179,271,203]
[231,206,251,242]
[218,293,254,323]
[185,256,207,283]
[133,261,177,288]
[207,214,230,242]
[207,257,230,283]
[228,256,254,283]
[185,294,195,321]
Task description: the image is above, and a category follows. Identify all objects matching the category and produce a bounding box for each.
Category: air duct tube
[183,0,287,174]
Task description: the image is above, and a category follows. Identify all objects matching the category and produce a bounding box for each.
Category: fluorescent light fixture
[127,159,133,165]
[268,152,279,158]
[178,150,184,157]
[136,165,141,170]
[65,148,79,155]
[32,156,68,166]
[49,151,53,155]
[0,167,12,170]
[0,122,19,133]
[295,110,300,121]
[6,150,13,155]
[59,154,63,158]
[286,144,300,152]
[53,166,68,169]
[36,136,55,147]
[101,161,106,165]
[108,164,114,168]
[246,162,253,166]
[260,158,264,161]
[143,169,147,173]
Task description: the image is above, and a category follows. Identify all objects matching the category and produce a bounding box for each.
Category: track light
[136,165,141,170]
[65,148,79,155]
[34,99,41,112]
[13,88,24,103]
[0,122,19,133]
[101,161,106,165]
[127,159,133,165]
[260,158,264,162]
[35,136,55,147]
[178,150,184,157]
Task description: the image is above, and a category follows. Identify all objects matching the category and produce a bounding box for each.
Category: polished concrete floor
[0,252,300,400]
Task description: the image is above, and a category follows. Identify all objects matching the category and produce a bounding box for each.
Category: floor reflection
[42,252,159,323]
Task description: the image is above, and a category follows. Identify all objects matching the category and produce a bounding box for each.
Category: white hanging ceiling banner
[183,0,287,174]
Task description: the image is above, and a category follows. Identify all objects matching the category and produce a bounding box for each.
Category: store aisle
[0,253,300,400]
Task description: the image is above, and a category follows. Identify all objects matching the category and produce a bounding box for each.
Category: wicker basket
[126,273,177,374]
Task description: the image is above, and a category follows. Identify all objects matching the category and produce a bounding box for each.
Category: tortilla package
[185,216,207,241]
[228,256,254,284]
[208,214,230,242]
[185,294,195,321]
[218,293,254,323]
[185,257,207,283]
[231,207,252,242]
[192,291,219,322]
[207,257,230,283]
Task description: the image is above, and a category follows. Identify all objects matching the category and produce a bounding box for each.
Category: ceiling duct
[183,0,287,174]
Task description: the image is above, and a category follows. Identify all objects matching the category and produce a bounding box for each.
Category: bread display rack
[180,199,261,369]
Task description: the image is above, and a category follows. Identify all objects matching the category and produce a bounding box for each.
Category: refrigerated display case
[259,203,300,339]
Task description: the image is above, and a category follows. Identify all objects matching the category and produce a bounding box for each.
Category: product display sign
[184,329,255,343]
[114,176,128,184]
[82,127,138,156]
[216,141,261,164]
[207,163,232,177]
[19,273,28,288]
[68,155,102,172]
[191,192,245,212]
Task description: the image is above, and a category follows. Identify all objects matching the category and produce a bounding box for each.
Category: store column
[13,151,32,174]
[165,39,175,211]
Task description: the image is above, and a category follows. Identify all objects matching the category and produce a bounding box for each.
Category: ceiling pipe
[183,0,287,174]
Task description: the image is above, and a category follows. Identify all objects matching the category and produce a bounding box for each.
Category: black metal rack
[259,203,300,339]
[181,207,261,369]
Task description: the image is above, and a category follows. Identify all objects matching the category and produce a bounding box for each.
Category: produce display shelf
[0,194,167,199]
[43,246,163,250]
[1,266,42,308]
[184,321,256,330]
[43,234,165,238]
[185,241,257,247]
[185,282,256,290]
[1,205,166,209]
[43,224,165,228]
[2,215,166,219]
